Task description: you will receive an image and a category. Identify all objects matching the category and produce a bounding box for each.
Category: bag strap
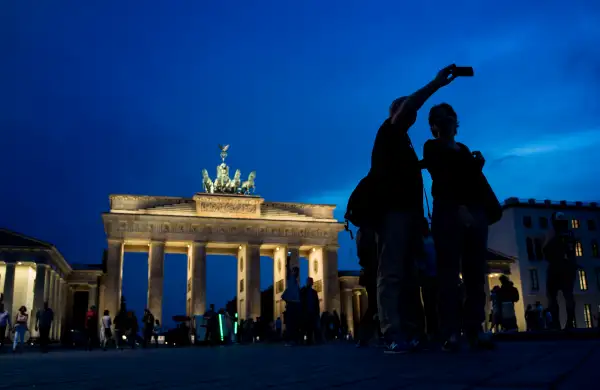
[407,136,433,223]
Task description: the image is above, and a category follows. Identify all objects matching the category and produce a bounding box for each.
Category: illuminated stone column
[308,248,324,312]
[104,239,124,322]
[2,263,16,321]
[237,244,261,320]
[272,246,287,322]
[88,284,98,309]
[31,264,48,337]
[52,273,60,340]
[342,289,354,337]
[148,241,165,323]
[57,279,65,341]
[323,246,341,314]
[47,271,56,340]
[187,242,207,317]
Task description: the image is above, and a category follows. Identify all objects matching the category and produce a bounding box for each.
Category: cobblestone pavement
[0,340,598,389]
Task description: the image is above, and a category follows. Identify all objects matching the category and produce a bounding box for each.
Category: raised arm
[391,64,458,125]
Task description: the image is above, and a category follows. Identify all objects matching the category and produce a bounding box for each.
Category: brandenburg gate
[99,145,344,323]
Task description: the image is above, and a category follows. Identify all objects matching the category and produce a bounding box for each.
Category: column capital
[189,241,207,248]
[107,238,124,245]
[149,240,166,247]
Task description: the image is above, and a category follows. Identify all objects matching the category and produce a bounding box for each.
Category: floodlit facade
[488,198,600,330]
[0,229,102,341]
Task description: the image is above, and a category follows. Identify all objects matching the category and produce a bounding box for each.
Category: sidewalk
[1,340,598,389]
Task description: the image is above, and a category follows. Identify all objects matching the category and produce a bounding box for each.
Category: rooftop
[502,197,599,211]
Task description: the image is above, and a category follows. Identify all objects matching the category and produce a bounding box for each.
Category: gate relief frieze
[105,217,341,245]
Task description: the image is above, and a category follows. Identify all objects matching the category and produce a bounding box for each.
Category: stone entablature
[107,194,338,222]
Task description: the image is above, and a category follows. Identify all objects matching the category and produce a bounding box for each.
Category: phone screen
[454,66,474,77]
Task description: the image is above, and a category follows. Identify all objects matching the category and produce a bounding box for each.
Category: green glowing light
[218,314,224,341]
[234,312,238,334]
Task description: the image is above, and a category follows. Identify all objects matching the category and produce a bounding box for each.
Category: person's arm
[391,64,458,125]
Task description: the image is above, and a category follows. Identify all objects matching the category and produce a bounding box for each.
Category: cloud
[490,129,600,163]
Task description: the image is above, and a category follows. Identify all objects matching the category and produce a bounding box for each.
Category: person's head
[429,103,459,140]
[91,305,96,312]
[306,277,314,288]
[155,319,160,325]
[210,304,215,310]
[551,211,569,232]
[19,306,27,313]
[292,266,300,278]
[104,309,109,316]
[499,275,509,285]
[43,301,49,310]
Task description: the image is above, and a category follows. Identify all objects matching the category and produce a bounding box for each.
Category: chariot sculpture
[202,144,256,195]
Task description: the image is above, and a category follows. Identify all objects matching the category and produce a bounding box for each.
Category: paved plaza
[1,340,598,389]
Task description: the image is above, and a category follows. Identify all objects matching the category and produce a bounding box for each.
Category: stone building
[0,229,102,341]
[489,198,600,330]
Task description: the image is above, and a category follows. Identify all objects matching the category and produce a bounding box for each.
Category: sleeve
[390,106,418,133]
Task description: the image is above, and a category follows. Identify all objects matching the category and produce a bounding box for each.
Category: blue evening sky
[2,1,599,326]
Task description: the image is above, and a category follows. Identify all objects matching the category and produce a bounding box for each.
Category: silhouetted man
[142,309,155,348]
[543,212,578,330]
[35,301,54,353]
[282,258,301,346]
[301,277,320,344]
[203,304,217,345]
[346,65,460,354]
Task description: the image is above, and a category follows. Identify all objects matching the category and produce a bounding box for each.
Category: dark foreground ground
[1,340,598,389]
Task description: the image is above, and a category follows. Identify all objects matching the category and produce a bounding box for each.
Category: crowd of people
[343,64,585,354]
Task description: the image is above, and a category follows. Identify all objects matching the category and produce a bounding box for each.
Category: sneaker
[383,341,415,354]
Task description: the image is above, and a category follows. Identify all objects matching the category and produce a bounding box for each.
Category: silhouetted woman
[422,103,492,352]
[13,306,28,352]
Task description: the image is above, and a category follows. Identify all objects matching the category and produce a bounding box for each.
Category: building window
[534,238,544,260]
[578,269,588,291]
[571,219,580,229]
[523,216,532,228]
[575,241,583,257]
[529,269,539,291]
[539,217,548,229]
[592,240,599,258]
[584,304,593,328]
[526,238,535,260]
[588,219,597,231]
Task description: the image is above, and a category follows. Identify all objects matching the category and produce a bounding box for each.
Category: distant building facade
[0,229,102,341]
[488,198,600,330]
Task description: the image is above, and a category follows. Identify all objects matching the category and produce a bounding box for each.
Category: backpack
[345,175,376,229]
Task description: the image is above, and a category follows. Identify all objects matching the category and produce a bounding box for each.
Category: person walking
[0,303,10,351]
[35,301,54,353]
[282,256,301,347]
[101,310,112,350]
[12,306,29,353]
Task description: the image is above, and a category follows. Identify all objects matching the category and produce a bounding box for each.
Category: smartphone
[454,66,474,77]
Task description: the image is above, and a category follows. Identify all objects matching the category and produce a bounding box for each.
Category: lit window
[526,238,535,260]
[575,241,583,257]
[584,304,592,328]
[578,269,588,291]
[592,240,599,258]
[572,219,580,229]
[529,269,539,291]
[523,216,532,228]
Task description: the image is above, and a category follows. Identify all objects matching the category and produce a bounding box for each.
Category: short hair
[104,309,109,315]
[428,103,458,127]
